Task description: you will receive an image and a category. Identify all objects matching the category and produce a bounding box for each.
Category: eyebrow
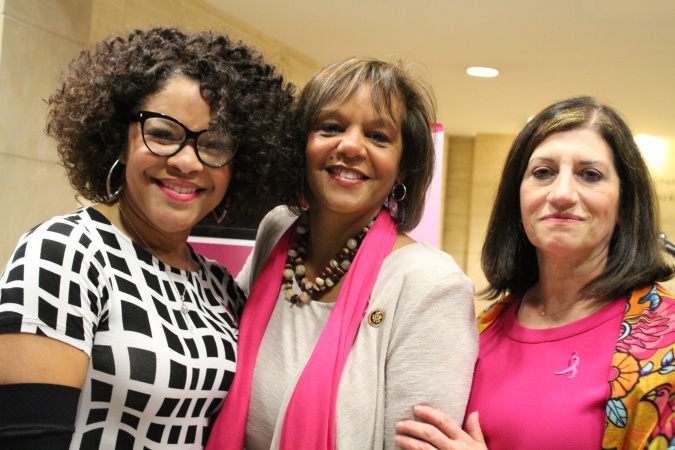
[528,156,610,168]
[317,107,399,129]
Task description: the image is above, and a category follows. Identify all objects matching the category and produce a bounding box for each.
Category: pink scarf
[206,209,397,450]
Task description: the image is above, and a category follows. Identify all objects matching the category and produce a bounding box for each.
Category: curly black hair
[46,27,296,225]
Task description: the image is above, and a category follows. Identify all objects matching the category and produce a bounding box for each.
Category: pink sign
[407,123,444,246]
[188,236,254,278]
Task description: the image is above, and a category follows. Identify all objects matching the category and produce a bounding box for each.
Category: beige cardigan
[236,206,478,449]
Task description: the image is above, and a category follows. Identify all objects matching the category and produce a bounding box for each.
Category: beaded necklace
[282,215,376,305]
[118,201,194,332]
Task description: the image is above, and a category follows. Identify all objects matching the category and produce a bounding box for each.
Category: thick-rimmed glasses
[130,111,237,168]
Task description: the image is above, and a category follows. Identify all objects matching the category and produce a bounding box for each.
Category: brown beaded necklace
[282,215,377,305]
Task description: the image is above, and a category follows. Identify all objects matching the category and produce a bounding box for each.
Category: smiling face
[304,83,404,223]
[121,76,232,235]
[519,128,621,263]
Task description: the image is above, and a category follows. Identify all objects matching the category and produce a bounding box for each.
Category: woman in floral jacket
[395,96,675,450]
[475,283,675,449]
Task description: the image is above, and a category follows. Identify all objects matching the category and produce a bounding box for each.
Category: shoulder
[256,205,299,245]
[241,206,299,287]
[193,251,246,315]
[383,242,465,276]
[193,251,234,284]
[191,245,242,295]
[10,207,110,258]
[614,283,675,383]
[624,283,675,320]
[477,294,516,333]
[380,242,470,290]
[605,283,675,445]
[21,207,100,237]
[375,243,474,308]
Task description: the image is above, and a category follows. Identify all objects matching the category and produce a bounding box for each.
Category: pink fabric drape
[206,210,397,450]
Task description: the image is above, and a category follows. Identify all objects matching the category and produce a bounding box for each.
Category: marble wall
[88,0,318,85]
[0,0,89,266]
[643,138,675,293]
[442,134,515,312]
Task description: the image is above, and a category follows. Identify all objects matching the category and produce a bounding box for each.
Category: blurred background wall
[2,0,673,311]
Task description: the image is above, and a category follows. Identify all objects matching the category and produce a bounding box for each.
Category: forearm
[0,383,81,450]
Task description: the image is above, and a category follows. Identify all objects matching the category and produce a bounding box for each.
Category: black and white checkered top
[0,207,245,449]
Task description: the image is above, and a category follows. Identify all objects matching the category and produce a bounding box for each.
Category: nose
[337,127,367,160]
[548,170,578,207]
[167,139,203,173]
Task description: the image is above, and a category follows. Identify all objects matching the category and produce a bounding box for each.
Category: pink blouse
[466,297,625,449]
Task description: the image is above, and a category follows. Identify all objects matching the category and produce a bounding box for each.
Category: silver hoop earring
[213,206,228,224]
[390,183,407,202]
[106,159,126,201]
[213,196,230,224]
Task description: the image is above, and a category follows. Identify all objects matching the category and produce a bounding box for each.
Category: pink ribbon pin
[555,351,579,378]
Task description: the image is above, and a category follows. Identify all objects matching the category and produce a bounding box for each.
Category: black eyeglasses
[130,111,237,168]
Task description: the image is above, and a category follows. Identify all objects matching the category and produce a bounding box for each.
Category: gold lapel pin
[368,308,385,327]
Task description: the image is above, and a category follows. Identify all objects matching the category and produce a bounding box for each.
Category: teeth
[162,181,198,194]
[330,168,364,180]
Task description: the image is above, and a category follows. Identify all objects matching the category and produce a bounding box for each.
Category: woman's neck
[304,208,380,268]
[517,249,612,328]
[291,206,414,304]
[518,272,607,329]
[536,249,607,293]
[94,201,192,270]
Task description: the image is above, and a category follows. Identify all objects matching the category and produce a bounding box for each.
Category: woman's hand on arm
[395,406,487,450]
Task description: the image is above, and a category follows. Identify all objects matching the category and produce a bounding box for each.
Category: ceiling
[205,0,674,140]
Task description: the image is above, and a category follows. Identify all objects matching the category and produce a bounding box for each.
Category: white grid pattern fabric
[0,207,245,449]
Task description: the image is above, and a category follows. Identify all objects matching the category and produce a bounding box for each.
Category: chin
[542,241,586,255]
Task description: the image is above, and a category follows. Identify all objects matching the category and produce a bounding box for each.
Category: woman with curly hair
[0,27,294,449]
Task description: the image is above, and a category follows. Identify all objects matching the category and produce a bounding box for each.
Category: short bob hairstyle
[47,27,294,225]
[482,95,673,301]
[289,57,436,232]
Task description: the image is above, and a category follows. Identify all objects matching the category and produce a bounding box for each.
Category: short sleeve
[0,215,111,356]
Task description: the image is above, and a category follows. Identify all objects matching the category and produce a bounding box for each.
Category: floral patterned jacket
[477,284,675,450]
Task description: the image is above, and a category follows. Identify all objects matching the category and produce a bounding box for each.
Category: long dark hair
[481,96,673,300]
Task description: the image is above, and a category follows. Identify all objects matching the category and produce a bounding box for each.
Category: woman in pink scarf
[206,57,478,449]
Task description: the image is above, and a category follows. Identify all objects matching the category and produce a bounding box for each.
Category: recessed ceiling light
[467,67,499,78]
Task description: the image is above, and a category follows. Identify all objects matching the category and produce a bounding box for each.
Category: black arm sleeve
[0,383,80,450]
